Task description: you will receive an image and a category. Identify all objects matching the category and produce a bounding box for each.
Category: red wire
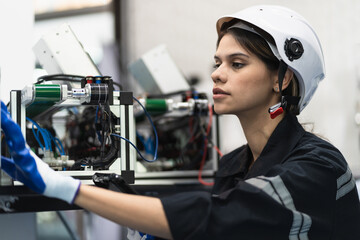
[213,145,223,157]
[198,104,215,186]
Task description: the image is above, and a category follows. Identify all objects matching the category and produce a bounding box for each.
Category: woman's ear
[272,69,294,92]
[282,69,294,90]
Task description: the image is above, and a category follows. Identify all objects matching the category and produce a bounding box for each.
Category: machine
[9,75,136,184]
[0,24,219,201]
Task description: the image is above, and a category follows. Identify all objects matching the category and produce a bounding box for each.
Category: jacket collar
[216,114,305,178]
[245,114,305,178]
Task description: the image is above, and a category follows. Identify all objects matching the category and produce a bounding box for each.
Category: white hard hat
[216,5,325,112]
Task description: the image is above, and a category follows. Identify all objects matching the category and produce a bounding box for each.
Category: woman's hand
[1,101,80,204]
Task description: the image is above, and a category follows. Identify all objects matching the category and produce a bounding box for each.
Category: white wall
[0,0,35,103]
[125,0,360,174]
[0,2,37,238]
[33,11,115,66]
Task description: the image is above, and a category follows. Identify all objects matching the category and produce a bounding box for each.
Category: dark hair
[217,20,299,114]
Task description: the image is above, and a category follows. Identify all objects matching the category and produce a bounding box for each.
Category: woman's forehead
[215,34,251,57]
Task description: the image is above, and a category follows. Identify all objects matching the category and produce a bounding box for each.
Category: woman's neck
[238,111,284,162]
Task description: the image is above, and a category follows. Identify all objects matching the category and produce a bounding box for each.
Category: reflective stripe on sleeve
[336,166,356,200]
[246,176,312,240]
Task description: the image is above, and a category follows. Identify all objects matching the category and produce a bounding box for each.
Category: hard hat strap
[277,60,300,108]
[268,60,300,118]
[278,60,288,97]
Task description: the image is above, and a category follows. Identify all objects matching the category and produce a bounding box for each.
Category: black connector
[92,173,138,194]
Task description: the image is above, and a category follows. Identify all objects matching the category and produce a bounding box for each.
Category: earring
[275,87,279,92]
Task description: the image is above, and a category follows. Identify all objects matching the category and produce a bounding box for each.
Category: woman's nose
[211,65,226,84]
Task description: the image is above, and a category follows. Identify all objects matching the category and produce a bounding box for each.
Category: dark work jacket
[160,114,360,240]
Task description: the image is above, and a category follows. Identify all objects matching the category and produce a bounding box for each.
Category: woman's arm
[74,184,173,239]
[0,102,172,239]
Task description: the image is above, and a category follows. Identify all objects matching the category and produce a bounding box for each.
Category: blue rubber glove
[1,101,80,204]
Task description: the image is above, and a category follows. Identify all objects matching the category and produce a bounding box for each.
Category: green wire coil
[26,84,62,118]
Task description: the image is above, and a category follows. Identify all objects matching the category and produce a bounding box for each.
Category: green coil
[26,84,62,118]
[145,99,168,114]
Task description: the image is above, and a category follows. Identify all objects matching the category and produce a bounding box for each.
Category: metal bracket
[0,196,18,212]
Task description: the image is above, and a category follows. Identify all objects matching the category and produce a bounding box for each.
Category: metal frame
[7,88,136,184]
[134,114,220,184]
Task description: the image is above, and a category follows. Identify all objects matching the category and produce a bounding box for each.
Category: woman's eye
[232,62,244,69]
[213,63,221,69]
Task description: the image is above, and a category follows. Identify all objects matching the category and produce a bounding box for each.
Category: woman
[1,5,360,240]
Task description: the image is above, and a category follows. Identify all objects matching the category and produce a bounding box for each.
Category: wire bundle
[197,104,216,186]
[111,96,158,163]
[36,74,122,90]
[26,117,65,155]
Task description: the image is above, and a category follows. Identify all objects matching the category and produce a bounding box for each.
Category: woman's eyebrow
[214,52,250,60]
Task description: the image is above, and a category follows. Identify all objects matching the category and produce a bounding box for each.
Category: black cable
[112,81,123,90]
[96,103,113,164]
[56,211,80,240]
[100,105,107,160]
[36,74,85,84]
[38,74,85,80]
[90,135,120,168]
[36,74,124,94]
[105,102,113,134]
[177,116,201,168]
[177,104,209,169]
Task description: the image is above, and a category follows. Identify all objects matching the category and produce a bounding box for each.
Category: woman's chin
[213,107,229,115]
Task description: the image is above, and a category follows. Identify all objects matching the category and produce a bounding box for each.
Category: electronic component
[129,45,219,183]
[93,173,138,194]
[133,91,219,183]
[7,75,136,184]
[33,23,100,77]
[128,45,191,95]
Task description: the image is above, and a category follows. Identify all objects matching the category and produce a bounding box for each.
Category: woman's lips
[213,88,230,99]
